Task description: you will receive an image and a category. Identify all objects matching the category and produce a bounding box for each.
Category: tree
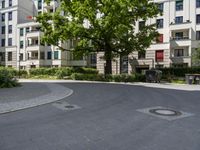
[37,0,160,75]
[192,47,200,66]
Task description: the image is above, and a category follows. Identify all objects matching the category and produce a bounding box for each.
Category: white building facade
[97,0,200,74]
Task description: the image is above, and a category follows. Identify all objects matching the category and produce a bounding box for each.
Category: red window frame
[156,50,164,62]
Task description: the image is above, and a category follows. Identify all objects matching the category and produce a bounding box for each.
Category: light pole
[18,53,20,78]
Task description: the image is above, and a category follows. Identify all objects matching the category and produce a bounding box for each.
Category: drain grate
[52,101,81,111]
[137,106,194,121]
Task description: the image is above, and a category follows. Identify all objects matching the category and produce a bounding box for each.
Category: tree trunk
[104,50,112,75]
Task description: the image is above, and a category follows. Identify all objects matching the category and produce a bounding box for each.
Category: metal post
[18,54,20,79]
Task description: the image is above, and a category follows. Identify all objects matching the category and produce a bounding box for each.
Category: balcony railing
[170,36,189,40]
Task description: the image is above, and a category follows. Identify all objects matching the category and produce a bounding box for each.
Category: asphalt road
[0,83,200,150]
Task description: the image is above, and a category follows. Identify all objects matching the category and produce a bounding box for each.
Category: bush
[73,67,98,74]
[134,73,146,82]
[56,68,73,79]
[160,67,200,78]
[112,74,135,82]
[0,67,20,88]
[71,73,105,81]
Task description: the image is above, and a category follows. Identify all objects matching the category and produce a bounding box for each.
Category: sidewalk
[0,83,73,114]
[19,79,200,91]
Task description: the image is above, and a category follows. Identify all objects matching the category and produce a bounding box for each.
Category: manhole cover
[149,108,182,116]
[137,106,194,121]
[65,105,75,109]
[52,101,81,111]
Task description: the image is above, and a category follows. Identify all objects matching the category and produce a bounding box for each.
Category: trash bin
[195,76,200,84]
[188,76,194,85]
[145,69,162,83]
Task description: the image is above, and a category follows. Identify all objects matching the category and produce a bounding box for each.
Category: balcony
[170,20,192,30]
[43,0,58,9]
[26,30,42,38]
[26,44,44,51]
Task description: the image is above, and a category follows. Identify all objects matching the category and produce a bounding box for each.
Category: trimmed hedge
[160,67,200,78]
[71,73,105,81]
[0,67,20,88]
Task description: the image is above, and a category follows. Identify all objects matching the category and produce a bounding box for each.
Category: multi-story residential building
[0,0,34,68]
[0,0,96,69]
[97,0,200,74]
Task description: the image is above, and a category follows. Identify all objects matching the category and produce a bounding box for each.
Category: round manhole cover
[149,108,182,116]
[65,105,75,109]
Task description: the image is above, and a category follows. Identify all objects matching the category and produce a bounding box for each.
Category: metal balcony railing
[171,36,189,40]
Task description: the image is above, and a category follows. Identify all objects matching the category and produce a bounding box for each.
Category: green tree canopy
[37,0,160,74]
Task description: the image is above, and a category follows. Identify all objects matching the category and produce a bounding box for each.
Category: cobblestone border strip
[0,83,73,114]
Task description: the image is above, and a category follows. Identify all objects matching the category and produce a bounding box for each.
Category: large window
[20,41,23,48]
[156,34,164,43]
[8,12,12,20]
[158,3,164,13]
[196,31,200,40]
[8,52,12,61]
[1,0,5,8]
[1,13,5,22]
[138,51,146,59]
[176,0,183,11]
[156,19,164,28]
[1,39,5,47]
[38,0,42,9]
[120,55,128,74]
[139,21,145,30]
[155,50,164,62]
[174,49,184,57]
[20,28,24,36]
[47,51,52,59]
[197,0,200,8]
[175,32,183,40]
[197,14,200,24]
[0,52,5,61]
[8,25,12,34]
[9,0,12,7]
[175,16,183,24]
[1,26,5,34]
[8,38,12,46]
[54,51,59,59]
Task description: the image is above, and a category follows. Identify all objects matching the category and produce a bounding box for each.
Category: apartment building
[97,0,200,74]
[0,0,96,69]
[0,0,34,68]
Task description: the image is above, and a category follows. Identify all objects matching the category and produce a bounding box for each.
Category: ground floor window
[120,55,128,74]
[155,50,164,62]
[8,52,12,61]
[174,49,184,57]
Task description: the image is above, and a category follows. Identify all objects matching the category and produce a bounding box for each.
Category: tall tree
[37,0,160,74]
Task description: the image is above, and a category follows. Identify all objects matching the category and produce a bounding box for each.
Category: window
[156,34,164,43]
[8,52,12,61]
[26,27,30,33]
[0,52,5,61]
[158,3,164,13]
[1,39,5,47]
[176,0,183,11]
[19,54,23,61]
[175,16,183,24]
[9,0,12,6]
[47,51,52,59]
[155,50,164,62]
[197,14,200,24]
[1,0,5,8]
[1,13,5,22]
[197,0,200,8]
[120,55,128,74]
[40,52,45,59]
[8,12,12,20]
[175,32,183,40]
[20,28,24,36]
[174,49,184,57]
[8,38,12,46]
[196,31,200,40]
[1,26,5,34]
[54,51,59,59]
[139,21,145,30]
[38,0,42,9]
[8,25,12,34]
[156,19,164,28]
[20,41,23,48]
[138,51,146,59]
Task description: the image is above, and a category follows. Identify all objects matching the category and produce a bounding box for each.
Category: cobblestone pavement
[0,83,73,114]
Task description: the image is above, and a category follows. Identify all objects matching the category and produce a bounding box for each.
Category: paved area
[0,82,200,150]
[0,83,73,114]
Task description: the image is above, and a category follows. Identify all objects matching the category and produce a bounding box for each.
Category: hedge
[0,67,20,88]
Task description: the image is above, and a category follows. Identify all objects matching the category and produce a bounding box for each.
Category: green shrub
[112,74,136,82]
[0,67,20,88]
[134,73,146,82]
[73,67,98,74]
[56,68,73,79]
[71,73,105,81]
